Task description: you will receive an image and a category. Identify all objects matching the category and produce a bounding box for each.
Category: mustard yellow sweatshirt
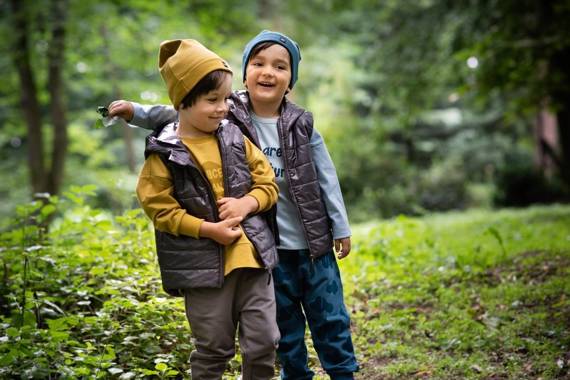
[137,134,278,275]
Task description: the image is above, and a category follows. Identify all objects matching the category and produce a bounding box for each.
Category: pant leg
[300,250,359,377]
[273,249,314,380]
[184,272,239,379]
[235,269,280,380]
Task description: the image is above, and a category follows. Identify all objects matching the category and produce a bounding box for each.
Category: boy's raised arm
[108,100,177,131]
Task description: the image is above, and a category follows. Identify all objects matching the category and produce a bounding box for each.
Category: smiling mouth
[258,82,274,87]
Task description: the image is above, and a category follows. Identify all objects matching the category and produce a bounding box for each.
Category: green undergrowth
[344,205,570,379]
[0,189,568,379]
[0,186,195,379]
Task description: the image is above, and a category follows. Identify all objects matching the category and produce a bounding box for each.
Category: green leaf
[486,227,503,246]
[63,192,84,205]
[486,226,507,258]
[155,362,168,371]
[40,204,57,218]
[21,310,36,327]
[95,220,113,230]
[6,327,19,338]
[93,119,105,129]
[0,349,16,366]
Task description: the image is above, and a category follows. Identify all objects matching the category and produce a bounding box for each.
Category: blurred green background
[2,0,569,221]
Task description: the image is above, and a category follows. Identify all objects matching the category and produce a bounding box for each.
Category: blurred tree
[2,0,261,199]
[2,0,566,218]
[9,0,68,196]
[447,0,570,185]
[292,0,570,215]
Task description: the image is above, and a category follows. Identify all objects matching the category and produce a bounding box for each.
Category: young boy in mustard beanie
[136,38,280,379]
[112,30,358,379]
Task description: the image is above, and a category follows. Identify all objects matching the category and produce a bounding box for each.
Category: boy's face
[178,73,232,138]
[245,44,292,112]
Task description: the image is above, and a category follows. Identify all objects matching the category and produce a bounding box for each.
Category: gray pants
[184,268,280,380]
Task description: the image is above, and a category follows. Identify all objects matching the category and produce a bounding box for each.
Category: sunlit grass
[344,205,570,379]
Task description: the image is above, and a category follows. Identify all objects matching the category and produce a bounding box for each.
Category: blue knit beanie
[242,30,301,89]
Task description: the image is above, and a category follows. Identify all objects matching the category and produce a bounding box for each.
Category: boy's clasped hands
[201,196,259,246]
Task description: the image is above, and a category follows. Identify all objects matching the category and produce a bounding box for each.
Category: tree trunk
[10,0,46,194]
[46,0,69,196]
[257,0,276,19]
[551,43,570,188]
[557,107,570,186]
[534,108,560,177]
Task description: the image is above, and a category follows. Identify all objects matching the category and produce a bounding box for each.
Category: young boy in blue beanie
[109,30,358,380]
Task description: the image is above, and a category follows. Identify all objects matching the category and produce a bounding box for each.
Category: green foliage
[0,188,195,378]
[493,150,570,207]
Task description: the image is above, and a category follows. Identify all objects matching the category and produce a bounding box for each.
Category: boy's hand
[334,237,351,259]
[217,196,258,220]
[108,100,134,121]
[199,216,243,245]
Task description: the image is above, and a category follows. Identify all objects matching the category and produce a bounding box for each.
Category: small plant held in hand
[94,106,126,129]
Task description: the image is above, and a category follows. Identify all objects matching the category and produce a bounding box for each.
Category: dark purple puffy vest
[144,121,278,296]
[228,91,333,259]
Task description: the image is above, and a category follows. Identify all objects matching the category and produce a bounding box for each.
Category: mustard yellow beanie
[158,39,232,109]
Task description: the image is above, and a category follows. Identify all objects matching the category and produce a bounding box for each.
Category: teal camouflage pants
[274,249,358,380]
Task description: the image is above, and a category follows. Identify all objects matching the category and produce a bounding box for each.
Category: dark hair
[248,42,292,66]
[179,70,231,109]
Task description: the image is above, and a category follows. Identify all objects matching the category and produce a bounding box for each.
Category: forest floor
[336,205,570,379]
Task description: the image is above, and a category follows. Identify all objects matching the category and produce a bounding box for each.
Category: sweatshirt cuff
[178,214,204,239]
[332,226,352,240]
[130,102,146,127]
[247,190,269,212]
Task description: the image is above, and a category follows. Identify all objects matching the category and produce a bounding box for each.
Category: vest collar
[228,90,305,141]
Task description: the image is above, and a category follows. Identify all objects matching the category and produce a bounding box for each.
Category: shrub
[493,152,569,207]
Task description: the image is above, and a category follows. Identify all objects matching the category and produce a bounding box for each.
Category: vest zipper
[276,113,315,260]
[218,123,277,273]
[198,168,224,288]
[180,127,224,288]
[216,128,230,287]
